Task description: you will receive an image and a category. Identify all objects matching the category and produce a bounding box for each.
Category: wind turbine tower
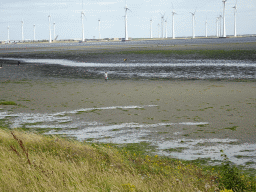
[222,0,227,37]
[219,15,222,37]
[160,13,165,38]
[53,22,56,40]
[150,18,152,38]
[205,18,208,37]
[21,20,24,42]
[158,23,160,38]
[7,25,10,43]
[233,1,237,37]
[165,19,168,38]
[172,10,177,39]
[216,17,219,37]
[190,10,196,38]
[48,15,52,43]
[81,0,85,42]
[98,19,101,39]
[124,2,130,41]
[33,24,36,41]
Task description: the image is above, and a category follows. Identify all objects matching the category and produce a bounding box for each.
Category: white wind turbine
[190,10,196,38]
[233,0,237,37]
[150,18,153,38]
[172,7,177,39]
[33,24,36,41]
[205,17,208,37]
[219,14,222,37]
[124,1,131,41]
[21,20,24,42]
[7,25,10,43]
[81,0,85,42]
[172,5,177,39]
[53,22,56,40]
[222,0,227,37]
[98,19,101,39]
[165,18,168,38]
[216,17,219,37]
[157,23,160,38]
[48,15,52,43]
[160,13,165,38]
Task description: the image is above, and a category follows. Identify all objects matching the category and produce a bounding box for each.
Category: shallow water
[1,58,255,80]
[1,104,256,169]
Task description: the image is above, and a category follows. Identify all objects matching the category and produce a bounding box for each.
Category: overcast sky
[0,0,255,41]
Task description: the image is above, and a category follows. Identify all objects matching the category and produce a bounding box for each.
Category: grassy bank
[0,128,255,192]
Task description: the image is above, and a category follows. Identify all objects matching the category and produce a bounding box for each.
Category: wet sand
[1,77,255,144]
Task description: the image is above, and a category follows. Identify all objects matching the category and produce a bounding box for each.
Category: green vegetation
[0,129,255,191]
[0,101,17,105]
[224,126,238,131]
[118,49,256,61]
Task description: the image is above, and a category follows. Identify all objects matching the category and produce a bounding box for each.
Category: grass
[0,101,17,105]
[0,129,255,191]
[224,126,238,131]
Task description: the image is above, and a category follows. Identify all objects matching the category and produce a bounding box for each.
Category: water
[1,57,256,168]
[1,58,255,80]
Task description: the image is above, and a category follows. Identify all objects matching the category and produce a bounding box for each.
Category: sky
[0,0,255,41]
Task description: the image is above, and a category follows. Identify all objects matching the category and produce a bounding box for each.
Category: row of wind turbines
[148,0,238,39]
[6,16,56,43]
[5,0,238,43]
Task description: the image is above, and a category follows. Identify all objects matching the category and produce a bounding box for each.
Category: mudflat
[1,78,255,144]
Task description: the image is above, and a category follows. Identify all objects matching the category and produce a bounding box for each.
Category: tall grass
[0,129,255,191]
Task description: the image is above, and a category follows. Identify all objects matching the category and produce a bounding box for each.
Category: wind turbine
[53,22,56,40]
[81,0,85,42]
[205,17,208,37]
[190,10,196,38]
[157,23,160,38]
[216,17,219,37]
[150,18,153,38]
[160,13,165,38]
[165,18,168,38]
[7,25,10,43]
[124,1,131,41]
[21,20,24,42]
[33,24,36,41]
[172,7,177,39]
[48,15,52,43]
[222,0,227,37]
[233,0,237,37]
[219,14,222,37]
[98,19,101,39]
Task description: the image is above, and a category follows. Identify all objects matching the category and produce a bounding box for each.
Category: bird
[17,61,20,66]
[124,58,127,62]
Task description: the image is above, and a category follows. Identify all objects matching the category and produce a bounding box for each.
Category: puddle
[158,140,256,168]
[0,105,157,128]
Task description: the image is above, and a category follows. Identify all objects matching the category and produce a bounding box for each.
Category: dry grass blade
[10,131,31,165]
[9,145,21,157]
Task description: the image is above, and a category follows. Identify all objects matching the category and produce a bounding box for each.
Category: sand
[1,78,255,144]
